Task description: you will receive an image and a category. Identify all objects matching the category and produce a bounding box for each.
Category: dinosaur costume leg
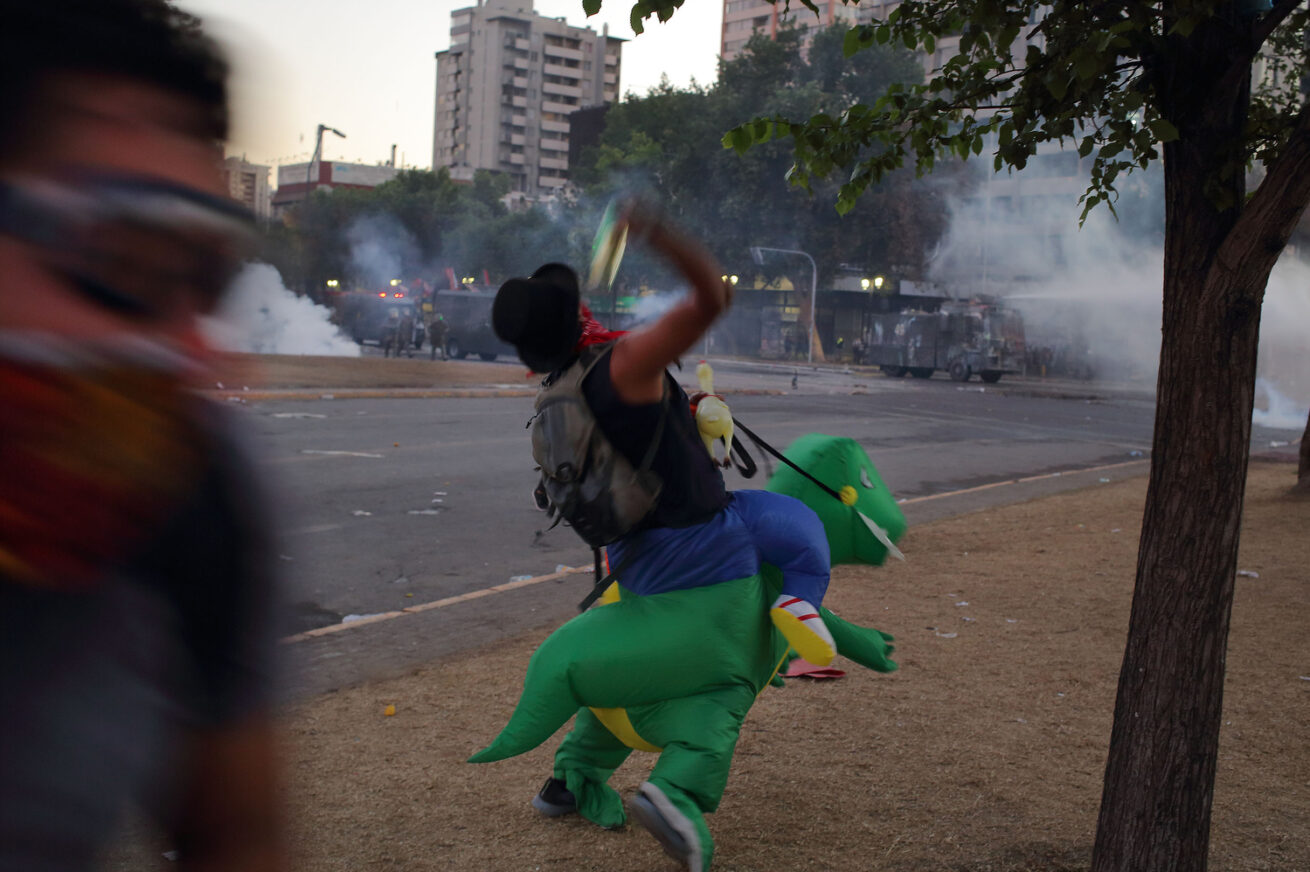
[734,490,838,665]
[551,707,632,828]
[625,683,757,872]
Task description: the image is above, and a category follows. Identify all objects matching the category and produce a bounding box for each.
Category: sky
[176,0,723,175]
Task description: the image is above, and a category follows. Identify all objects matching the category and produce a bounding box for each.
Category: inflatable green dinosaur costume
[470,435,907,870]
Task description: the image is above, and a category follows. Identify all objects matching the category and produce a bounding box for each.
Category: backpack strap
[576,340,670,480]
[578,543,642,612]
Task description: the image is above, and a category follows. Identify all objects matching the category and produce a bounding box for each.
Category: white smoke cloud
[1256,255,1310,419]
[627,289,683,323]
[346,213,418,288]
[203,262,360,356]
[1253,378,1308,431]
[930,173,1309,410]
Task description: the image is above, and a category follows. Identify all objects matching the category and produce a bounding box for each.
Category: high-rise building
[221,156,272,220]
[433,0,623,196]
[720,0,857,63]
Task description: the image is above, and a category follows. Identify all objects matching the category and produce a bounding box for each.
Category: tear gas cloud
[627,289,682,323]
[347,214,419,288]
[929,178,1308,428]
[203,262,360,356]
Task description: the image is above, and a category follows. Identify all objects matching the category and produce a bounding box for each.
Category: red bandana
[576,304,627,350]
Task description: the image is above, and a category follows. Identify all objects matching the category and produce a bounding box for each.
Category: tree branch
[1252,0,1305,49]
[1214,100,1310,285]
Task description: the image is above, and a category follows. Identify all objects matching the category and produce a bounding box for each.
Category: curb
[212,387,537,402]
[208,387,789,403]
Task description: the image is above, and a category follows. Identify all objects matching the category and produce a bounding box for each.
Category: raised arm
[608,209,733,405]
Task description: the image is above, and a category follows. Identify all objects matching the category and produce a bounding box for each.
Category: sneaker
[770,595,837,666]
[531,777,577,817]
[629,782,707,872]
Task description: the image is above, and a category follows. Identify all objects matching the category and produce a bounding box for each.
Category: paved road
[237,363,1299,696]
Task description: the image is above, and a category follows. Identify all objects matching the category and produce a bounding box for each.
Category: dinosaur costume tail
[468,627,584,762]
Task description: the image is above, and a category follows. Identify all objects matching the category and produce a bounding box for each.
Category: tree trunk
[1091,16,1257,872]
[1091,2,1310,861]
[1299,408,1310,491]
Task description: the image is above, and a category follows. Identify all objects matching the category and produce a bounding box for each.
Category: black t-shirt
[581,347,729,529]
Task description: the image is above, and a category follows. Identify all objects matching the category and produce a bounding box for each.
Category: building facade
[221,156,272,220]
[432,0,623,196]
[721,0,857,63]
[271,161,400,214]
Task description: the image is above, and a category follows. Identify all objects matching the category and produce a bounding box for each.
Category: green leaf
[1147,118,1180,143]
[629,5,646,34]
[842,27,863,58]
[582,0,602,15]
[1047,73,1069,101]
[1168,14,1200,38]
[1074,51,1101,82]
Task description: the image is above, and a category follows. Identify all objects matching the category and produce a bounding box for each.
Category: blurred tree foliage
[572,25,960,290]
[262,167,572,300]
[263,27,956,300]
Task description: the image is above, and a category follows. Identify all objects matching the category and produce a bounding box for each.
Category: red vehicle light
[393,292,404,298]
[377,292,386,297]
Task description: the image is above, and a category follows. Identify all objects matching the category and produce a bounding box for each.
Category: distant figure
[397,307,416,358]
[0,2,283,871]
[428,312,449,361]
[381,306,402,357]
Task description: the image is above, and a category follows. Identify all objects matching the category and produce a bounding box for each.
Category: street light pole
[751,246,818,364]
[307,124,347,194]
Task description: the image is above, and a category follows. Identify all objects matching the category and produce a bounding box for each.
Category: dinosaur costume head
[765,434,907,566]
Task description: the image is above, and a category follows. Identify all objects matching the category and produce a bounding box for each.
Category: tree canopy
[722,1,1307,225]
[573,24,955,289]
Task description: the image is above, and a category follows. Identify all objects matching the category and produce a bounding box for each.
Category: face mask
[0,171,255,319]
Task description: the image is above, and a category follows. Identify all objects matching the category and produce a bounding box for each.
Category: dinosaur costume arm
[823,607,897,673]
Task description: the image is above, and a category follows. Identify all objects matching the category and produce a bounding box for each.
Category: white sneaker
[769,595,836,666]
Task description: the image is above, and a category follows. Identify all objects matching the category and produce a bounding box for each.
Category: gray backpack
[531,343,666,549]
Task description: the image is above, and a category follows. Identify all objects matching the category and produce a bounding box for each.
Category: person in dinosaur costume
[470,433,906,872]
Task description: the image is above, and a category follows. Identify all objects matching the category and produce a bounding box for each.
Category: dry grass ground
[268,463,1307,872]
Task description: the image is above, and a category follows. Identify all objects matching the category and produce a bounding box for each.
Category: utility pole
[752,246,819,364]
[306,124,347,194]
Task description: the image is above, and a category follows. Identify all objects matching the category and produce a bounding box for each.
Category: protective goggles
[0,172,255,318]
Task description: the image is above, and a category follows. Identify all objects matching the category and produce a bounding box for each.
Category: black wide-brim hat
[493,265,583,373]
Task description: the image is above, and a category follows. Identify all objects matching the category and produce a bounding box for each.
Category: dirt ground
[220,462,1302,872]
[214,353,529,390]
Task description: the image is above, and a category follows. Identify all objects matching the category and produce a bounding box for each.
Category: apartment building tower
[721,0,857,63]
[221,156,272,220]
[433,0,623,196]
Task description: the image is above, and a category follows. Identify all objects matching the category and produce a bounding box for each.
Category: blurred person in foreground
[0,2,282,870]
